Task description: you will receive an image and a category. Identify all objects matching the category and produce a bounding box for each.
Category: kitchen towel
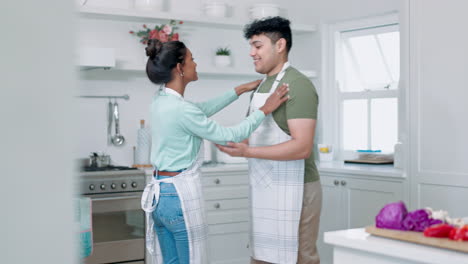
[135,121,151,165]
[75,197,93,258]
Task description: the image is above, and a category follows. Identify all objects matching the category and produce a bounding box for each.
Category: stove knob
[111,183,116,189]
[121,183,127,189]
[89,184,95,191]
[131,182,138,188]
[100,184,106,190]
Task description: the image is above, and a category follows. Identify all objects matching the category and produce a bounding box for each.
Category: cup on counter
[318,144,333,162]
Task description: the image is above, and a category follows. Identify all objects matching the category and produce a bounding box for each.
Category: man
[217,17,322,264]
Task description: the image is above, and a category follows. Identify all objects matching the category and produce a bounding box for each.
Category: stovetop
[79,166,147,195]
[81,165,139,172]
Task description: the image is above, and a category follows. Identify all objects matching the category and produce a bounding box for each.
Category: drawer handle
[334,180,339,186]
[341,180,346,186]
[214,178,221,184]
[214,203,221,209]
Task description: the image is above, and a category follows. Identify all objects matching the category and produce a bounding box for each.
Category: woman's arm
[181,83,288,144]
[192,80,261,117]
[191,89,238,117]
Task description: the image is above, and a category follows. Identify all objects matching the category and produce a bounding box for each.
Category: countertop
[316,160,404,178]
[324,228,468,264]
[144,160,404,178]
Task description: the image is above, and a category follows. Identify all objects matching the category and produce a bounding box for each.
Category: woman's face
[182,48,198,82]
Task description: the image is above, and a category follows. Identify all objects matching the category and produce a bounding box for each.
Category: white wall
[2,0,76,263]
[76,0,318,166]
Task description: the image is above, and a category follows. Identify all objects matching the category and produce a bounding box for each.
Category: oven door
[84,192,145,264]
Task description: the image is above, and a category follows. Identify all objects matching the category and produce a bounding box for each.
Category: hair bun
[146,39,163,59]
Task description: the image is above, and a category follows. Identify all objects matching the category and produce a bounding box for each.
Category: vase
[214,55,231,67]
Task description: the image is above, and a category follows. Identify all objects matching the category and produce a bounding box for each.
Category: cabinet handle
[341,180,346,186]
[214,203,221,209]
[214,178,220,184]
[334,180,339,186]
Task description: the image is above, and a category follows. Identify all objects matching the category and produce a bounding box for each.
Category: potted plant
[214,47,232,67]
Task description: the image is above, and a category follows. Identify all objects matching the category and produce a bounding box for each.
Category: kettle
[89,152,111,168]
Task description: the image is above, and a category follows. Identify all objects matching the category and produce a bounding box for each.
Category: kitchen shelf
[113,64,317,78]
[79,6,317,34]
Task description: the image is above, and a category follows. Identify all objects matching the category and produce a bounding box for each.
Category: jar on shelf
[133,0,164,11]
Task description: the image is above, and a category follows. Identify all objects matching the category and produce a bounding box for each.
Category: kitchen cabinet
[317,172,405,264]
[201,164,250,264]
[406,0,468,217]
[324,228,468,264]
[77,6,317,78]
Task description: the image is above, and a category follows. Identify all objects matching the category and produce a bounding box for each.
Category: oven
[80,168,147,264]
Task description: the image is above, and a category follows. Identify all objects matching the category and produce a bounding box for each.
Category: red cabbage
[402,209,443,231]
[375,201,408,230]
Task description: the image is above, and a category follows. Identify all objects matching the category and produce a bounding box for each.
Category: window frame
[321,13,401,160]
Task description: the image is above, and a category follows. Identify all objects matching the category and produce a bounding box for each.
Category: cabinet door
[209,226,250,264]
[342,178,403,229]
[317,176,344,264]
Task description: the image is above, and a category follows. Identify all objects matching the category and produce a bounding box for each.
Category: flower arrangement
[129,20,183,45]
[215,47,231,56]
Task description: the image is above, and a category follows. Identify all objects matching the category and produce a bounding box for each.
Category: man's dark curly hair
[243,16,292,52]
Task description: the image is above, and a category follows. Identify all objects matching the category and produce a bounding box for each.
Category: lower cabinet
[201,166,250,264]
[317,173,405,264]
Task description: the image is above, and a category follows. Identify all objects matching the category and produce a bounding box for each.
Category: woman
[141,39,289,264]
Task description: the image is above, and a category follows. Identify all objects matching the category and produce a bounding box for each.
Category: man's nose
[249,48,256,57]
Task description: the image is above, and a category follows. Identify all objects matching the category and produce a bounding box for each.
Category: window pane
[343,100,368,150]
[371,98,398,152]
[341,45,363,92]
[348,35,391,89]
[377,31,400,85]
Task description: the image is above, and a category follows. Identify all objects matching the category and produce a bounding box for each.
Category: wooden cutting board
[344,159,394,164]
[365,226,468,253]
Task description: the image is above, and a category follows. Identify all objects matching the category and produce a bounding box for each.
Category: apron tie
[141,176,175,257]
[141,176,175,213]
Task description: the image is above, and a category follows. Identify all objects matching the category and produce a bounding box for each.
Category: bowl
[203,2,228,18]
[249,3,280,20]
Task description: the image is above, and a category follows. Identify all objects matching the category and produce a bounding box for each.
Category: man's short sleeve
[286,78,318,120]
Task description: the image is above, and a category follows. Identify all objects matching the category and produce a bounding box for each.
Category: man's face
[248,34,279,75]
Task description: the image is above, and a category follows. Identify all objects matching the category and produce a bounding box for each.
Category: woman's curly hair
[243,16,292,52]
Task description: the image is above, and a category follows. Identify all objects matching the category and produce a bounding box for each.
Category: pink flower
[162,25,172,35]
[149,29,159,39]
[171,33,179,41]
[159,31,169,42]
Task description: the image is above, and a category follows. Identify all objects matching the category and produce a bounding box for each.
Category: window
[336,22,400,154]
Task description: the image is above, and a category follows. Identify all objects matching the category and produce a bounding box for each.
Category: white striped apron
[141,152,209,264]
[248,62,305,264]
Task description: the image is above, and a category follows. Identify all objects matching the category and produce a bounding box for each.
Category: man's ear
[276,38,287,53]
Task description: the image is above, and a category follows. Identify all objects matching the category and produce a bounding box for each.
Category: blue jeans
[152,176,189,264]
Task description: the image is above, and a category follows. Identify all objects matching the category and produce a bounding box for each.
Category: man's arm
[217,118,316,160]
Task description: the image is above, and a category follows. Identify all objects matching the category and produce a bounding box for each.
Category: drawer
[206,209,249,225]
[205,198,249,211]
[208,221,249,235]
[204,185,249,201]
[202,174,249,187]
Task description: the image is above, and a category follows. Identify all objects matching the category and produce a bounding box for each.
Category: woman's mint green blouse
[151,88,265,171]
